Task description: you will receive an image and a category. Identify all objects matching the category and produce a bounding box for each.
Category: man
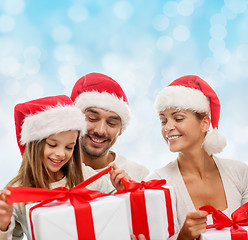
[70,72,149,181]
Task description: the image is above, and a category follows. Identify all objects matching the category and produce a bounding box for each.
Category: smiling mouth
[49,157,63,164]
[167,135,181,141]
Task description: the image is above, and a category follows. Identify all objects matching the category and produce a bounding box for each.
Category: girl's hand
[131,234,146,240]
[177,210,208,240]
[108,162,131,190]
[0,189,13,232]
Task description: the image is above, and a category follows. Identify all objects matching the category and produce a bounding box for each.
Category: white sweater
[146,156,248,235]
[95,152,150,182]
[0,164,114,240]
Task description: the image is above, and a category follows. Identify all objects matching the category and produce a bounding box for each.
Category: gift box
[26,196,131,240]
[115,178,179,240]
[7,167,131,240]
[199,203,248,240]
[200,226,248,240]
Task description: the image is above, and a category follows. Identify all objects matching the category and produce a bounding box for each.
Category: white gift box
[116,186,179,240]
[26,195,131,240]
[200,226,248,240]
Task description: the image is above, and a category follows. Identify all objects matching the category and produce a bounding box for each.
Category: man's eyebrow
[86,109,99,114]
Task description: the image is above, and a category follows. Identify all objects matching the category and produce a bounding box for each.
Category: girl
[0,95,126,240]
[146,75,248,239]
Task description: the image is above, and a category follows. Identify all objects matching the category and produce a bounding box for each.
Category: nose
[55,147,65,159]
[164,119,175,132]
[95,120,107,136]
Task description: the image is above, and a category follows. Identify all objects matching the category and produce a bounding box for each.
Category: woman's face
[43,130,78,181]
[159,108,209,153]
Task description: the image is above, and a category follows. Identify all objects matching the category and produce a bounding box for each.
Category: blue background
[1,0,248,189]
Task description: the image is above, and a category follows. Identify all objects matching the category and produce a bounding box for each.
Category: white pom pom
[202,128,227,155]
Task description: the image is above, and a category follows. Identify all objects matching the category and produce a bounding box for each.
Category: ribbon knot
[200,202,248,230]
[116,178,166,194]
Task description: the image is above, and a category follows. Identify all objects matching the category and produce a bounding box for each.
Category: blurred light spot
[210,13,227,26]
[0,14,15,33]
[24,46,41,60]
[58,64,77,86]
[213,48,231,64]
[208,38,226,52]
[113,1,133,20]
[152,15,170,31]
[163,1,178,17]
[68,4,88,22]
[102,53,124,73]
[0,37,15,57]
[232,125,248,144]
[0,56,19,76]
[202,57,219,73]
[10,62,25,79]
[224,0,247,14]
[4,80,21,96]
[156,36,174,52]
[209,24,227,39]
[236,44,248,61]
[26,83,44,99]
[173,25,190,41]
[221,5,237,19]
[177,0,194,16]
[4,0,25,15]
[52,25,72,43]
[24,60,40,75]
[53,44,75,62]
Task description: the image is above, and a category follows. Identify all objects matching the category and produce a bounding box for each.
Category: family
[0,73,247,240]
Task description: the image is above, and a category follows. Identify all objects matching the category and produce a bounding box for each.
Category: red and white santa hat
[14,95,87,155]
[70,72,130,130]
[155,75,226,155]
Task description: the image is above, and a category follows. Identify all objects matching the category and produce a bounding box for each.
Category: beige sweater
[146,156,248,238]
[0,164,114,240]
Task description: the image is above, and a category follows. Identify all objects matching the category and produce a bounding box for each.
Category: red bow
[200,203,248,240]
[115,178,174,240]
[116,178,167,194]
[7,166,112,240]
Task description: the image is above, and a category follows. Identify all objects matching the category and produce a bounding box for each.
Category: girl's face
[159,108,209,153]
[43,130,78,181]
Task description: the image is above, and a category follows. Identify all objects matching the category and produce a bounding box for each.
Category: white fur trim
[203,128,226,155]
[155,86,211,113]
[20,105,87,145]
[74,91,130,130]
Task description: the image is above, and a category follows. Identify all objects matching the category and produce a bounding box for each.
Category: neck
[177,149,214,179]
[83,150,115,170]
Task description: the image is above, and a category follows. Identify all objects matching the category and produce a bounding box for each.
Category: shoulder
[145,160,178,181]
[115,154,149,171]
[82,163,98,179]
[215,156,248,173]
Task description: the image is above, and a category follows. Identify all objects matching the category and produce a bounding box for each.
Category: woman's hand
[108,162,131,190]
[0,189,13,232]
[177,210,208,240]
[131,234,146,240]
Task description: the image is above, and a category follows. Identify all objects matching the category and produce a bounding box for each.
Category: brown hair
[8,133,84,189]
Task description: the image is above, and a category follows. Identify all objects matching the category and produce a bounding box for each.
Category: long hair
[8,133,84,189]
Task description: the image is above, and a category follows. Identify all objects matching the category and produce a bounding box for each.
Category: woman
[146,75,248,239]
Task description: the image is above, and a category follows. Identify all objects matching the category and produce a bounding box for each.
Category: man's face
[82,107,122,157]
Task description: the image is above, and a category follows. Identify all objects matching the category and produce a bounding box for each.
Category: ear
[118,129,123,137]
[201,115,211,133]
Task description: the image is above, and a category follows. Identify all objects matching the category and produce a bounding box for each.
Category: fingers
[0,190,13,231]
[130,234,146,240]
[0,189,11,202]
[179,210,208,239]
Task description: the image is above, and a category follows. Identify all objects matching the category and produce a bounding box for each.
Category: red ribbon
[7,166,112,240]
[200,203,248,240]
[115,178,174,239]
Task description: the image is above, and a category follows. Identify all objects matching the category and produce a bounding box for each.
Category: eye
[175,117,184,122]
[160,118,167,125]
[66,146,73,150]
[47,143,56,148]
[107,121,117,126]
[88,116,97,121]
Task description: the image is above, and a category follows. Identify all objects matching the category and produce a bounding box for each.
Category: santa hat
[70,72,130,130]
[14,95,87,155]
[155,75,226,155]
